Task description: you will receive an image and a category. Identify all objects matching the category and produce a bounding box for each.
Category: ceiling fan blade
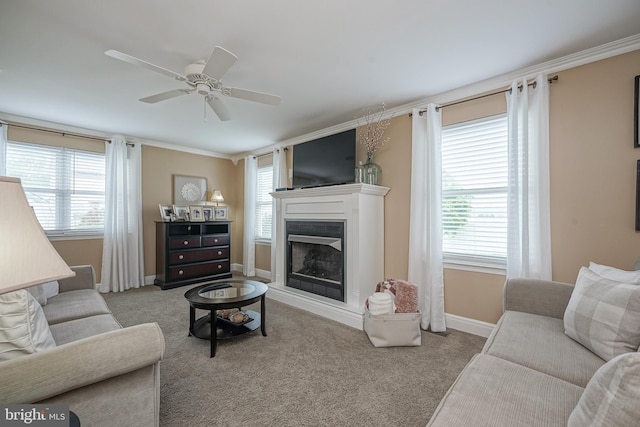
[105,49,186,81]
[139,89,192,103]
[206,95,231,121]
[202,46,238,81]
[225,87,281,106]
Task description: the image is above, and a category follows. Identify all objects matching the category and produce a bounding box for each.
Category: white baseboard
[266,285,364,330]
[445,313,495,338]
[144,275,155,286]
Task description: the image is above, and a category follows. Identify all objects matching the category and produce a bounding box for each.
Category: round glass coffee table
[184,279,268,358]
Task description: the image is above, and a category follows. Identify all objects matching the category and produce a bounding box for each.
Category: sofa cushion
[426,354,584,427]
[49,314,122,345]
[43,289,113,325]
[483,310,605,387]
[0,290,56,361]
[564,267,640,361]
[589,261,640,284]
[568,352,640,427]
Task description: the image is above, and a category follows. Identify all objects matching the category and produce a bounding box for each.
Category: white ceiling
[1,0,639,157]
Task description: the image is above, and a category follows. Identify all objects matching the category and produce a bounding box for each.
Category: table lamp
[211,190,224,206]
[0,176,74,295]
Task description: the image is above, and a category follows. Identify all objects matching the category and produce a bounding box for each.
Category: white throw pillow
[41,281,59,299]
[589,262,640,284]
[564,267,640,361]
[568,352,640,426]
[0,289,56,361]
[27,284,48,306]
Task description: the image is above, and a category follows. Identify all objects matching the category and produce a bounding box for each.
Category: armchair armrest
[0,323,164,404]
[503,278,575,319]
[58,265,96,292]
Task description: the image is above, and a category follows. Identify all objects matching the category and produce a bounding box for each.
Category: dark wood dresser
[155,221,232,290]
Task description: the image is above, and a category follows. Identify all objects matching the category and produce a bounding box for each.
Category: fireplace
[270,183,389,329]
[286,220,345,302]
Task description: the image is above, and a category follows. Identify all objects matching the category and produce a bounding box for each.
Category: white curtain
[100,137,144,293]
[408,105,446,332]
[506,74,552,280]
[0,123,6,175]
[243,155,258,277]
[271,147,287,281]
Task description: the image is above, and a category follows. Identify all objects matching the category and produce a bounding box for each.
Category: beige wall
[141,145,238,278]
[373,49,640,324]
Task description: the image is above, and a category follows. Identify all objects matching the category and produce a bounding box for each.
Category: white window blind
[441,114,508,268]
[255,164,273,241]
[5,141,106,236]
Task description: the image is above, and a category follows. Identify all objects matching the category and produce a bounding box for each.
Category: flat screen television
[292,129,356,188]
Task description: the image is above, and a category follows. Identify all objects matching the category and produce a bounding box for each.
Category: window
[255,164,273,241]
[5,141,106,237]
[441,114,508,269]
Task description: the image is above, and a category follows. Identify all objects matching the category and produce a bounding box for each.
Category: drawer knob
[178,270,184,275]
[218,251,222,256]
[187,226,191,231]
[178,255,184,260]
[183,240,189,246]
[218,265,222,270]
[214,238,218,243]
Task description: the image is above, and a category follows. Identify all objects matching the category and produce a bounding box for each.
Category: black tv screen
[292,129,356,188]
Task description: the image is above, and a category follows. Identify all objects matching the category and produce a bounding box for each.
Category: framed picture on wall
[635,75,639,148]
[636,160,639,231]
[174,175,207,204]
[214,206,229,221]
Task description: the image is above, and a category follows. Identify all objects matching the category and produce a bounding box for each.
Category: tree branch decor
[357,103,392,154]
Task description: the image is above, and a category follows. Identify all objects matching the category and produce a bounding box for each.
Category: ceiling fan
[104,46,281,121]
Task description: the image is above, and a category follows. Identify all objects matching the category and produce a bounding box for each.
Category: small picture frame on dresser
[172,205,189,221]
[159,204,173,222]
[202,206,214,222]
[214,206,229,221]
[189,205,205,222]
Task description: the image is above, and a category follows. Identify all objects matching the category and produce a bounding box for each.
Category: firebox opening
[286,221,345,302]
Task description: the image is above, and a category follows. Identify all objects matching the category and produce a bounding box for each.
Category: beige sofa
[0,266,165,427]
[428,271,640,426]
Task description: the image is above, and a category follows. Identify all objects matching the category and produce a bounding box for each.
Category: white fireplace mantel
[269,183,390,329]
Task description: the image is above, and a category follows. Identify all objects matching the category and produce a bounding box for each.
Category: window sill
[443,262,506,276]
[255,239,271,246]
[47,233,104,241]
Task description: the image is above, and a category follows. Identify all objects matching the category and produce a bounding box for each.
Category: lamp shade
[211,190,224,205]
[0,176,74,294]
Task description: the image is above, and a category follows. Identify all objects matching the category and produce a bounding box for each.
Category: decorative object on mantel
[357,103,392,185]
[173,175,207,204]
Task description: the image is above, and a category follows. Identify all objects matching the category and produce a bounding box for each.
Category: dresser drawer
[169,248,221,265]
[169,236,201,249]
[168,261,230,281]
[202,234,230,247]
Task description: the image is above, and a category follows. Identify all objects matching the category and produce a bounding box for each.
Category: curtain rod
[253,147,288,159]
[415,75,559,116]
[3,122,110,143]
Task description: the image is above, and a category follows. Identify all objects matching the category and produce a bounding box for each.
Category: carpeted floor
[103,281,485,427]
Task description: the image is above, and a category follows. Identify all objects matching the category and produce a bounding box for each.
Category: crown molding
[0,112,233,160]
[272,33,640,148]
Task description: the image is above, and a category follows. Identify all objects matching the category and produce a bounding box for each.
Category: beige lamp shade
[0,176,74,294]
[211,190,224,206]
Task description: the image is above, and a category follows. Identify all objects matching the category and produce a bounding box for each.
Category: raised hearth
[270,183,389,329]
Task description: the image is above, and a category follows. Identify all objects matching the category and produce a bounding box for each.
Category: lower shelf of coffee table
[190,310,261,340]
